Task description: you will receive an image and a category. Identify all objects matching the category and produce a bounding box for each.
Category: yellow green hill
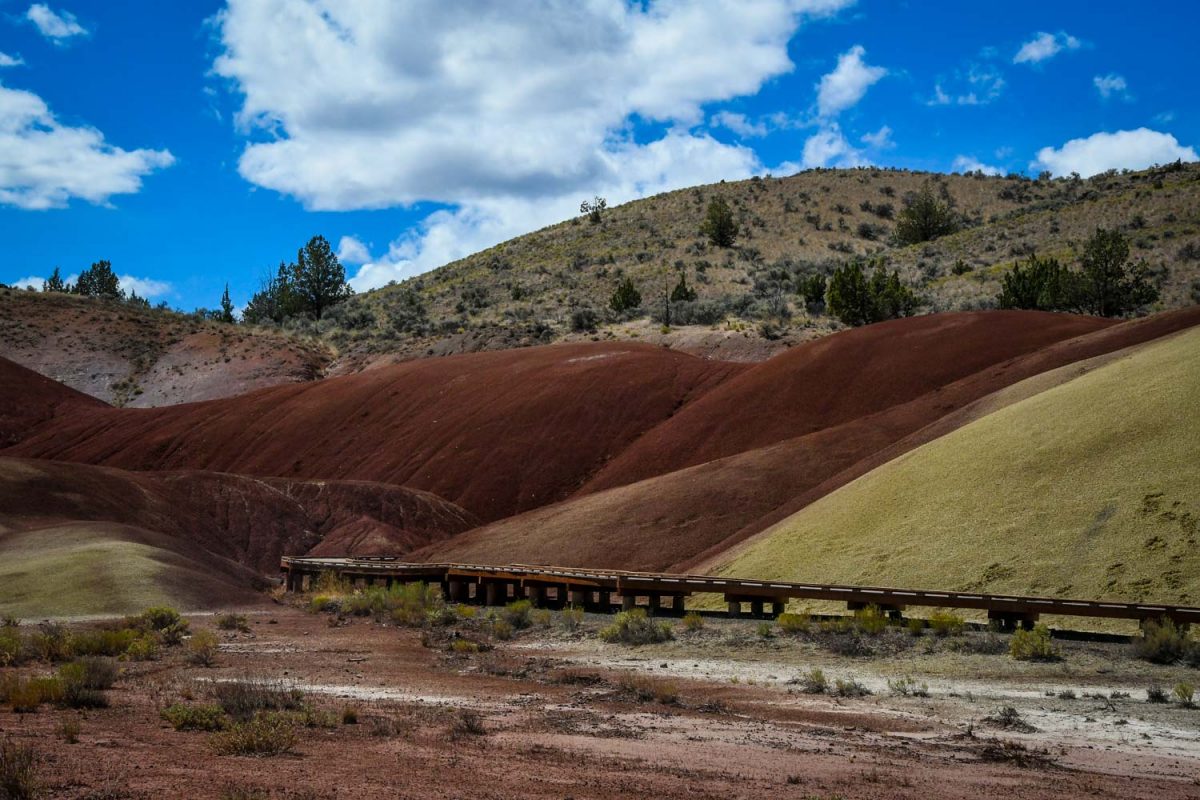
[709,325,1200,610]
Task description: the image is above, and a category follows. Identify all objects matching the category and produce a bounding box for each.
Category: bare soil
[3,606,1197,799]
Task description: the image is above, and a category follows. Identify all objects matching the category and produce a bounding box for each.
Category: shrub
[777,612,810,635]
[449,709,486,739]
[531,609,553,627]
[906,618,925,637]
[796,668,827,694]
[559,606,584,631]
[185,630,220,667]
[1174,682,1195,708]
[215,614,251,633]
[928,610,966,637]
[0,627,22,667]
[681,612,705,632]
[210,712,297,757]
[388,583,446,627]
[31,622,71,661]
[308,595,340,614]
[490,620,514,641]
[161,703,229,731]
[887,676,929,697]
[124,634,160,662]
[213,680,306,722]
[501,600,532,630]
[68,628,139,658]
[1009,624,1058,661]
[0,739,39,799]
[2,676,59,713]
[450,639,480,654]
[58,657,118,690]
[894,182,959,245]
[853,605,889,635]
[619,674,679,704]
[1147,686,1169,704]
[598,609,673,646]
[455,604,477,620]
[128,607,189,645]
[1134,618,1190,664]
[342,706,359,725]
[833,678,872,697]
[756,621,774,638]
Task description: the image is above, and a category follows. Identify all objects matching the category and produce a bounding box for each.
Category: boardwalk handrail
[279,556,1200,626]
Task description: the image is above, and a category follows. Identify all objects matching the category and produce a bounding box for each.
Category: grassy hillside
[326,161,1200,363]
[710,326,1200,608]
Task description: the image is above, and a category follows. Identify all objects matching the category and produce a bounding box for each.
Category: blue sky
[1,1,1197,312]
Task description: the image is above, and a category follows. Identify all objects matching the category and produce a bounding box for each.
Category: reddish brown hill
[421,308,1200,571]
[578,311,1113,494]
[4,342,744,522]
[0,356,106,447]
[0,457,477,575]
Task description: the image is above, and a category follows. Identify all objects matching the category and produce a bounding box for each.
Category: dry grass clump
[212,679,307,722]
[927,610,966,637]
[618,674,680,705]
[185,630,220,667]
[216,613,251,633]
[161,703,230,731]
[1009,624,1059,661]
[0,738,40,799]
[681,612,705,632]
[776,612,810,634]
[598,609,673,645]
[793,668,828,694]
[210,712,298,757]
[448,709,486,739]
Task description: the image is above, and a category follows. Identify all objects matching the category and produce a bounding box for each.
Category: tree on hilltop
[894,183,959,245]
[43,267,69,293]
[73,260,122,300]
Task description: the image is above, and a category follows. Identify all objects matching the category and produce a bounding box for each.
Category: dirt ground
[2,605,1199,800]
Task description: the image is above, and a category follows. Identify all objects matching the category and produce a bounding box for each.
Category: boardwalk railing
[280,556,1200,630]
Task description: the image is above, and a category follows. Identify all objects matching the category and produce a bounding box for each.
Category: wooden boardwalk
[281,556,1200,630]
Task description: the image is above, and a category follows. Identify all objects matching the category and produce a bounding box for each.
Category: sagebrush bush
[833,678,872,697]
[560,606,584,631]
[796,668,828,694]
[598,609,673,645]
[1175,682,1195,707]
[490,619,514,641]
[619,674,679,704]
[501,600,532,630]
[161,703,229,731]
[450,639,481,654]
[681,612,705,632]
[213,680,306,722]
[58,657,118,690]
[1009,624,1058,661]
[210,712,297,756]
[854,605,889,635]
[1,675,60,713]
[125,634,160,662]
[887,676,929,697]
[308,595,339,614]
[215,614,251,633]
[777,612,810,634]
[928,610,966,637]
[0,738,39,799]
[449,709,486,739]
[68,628,139,658]
[31,622,71,661]
[0,626,22,667]
[1134,618,1190,664]
[185,630,220,667]
[128,607,189,645]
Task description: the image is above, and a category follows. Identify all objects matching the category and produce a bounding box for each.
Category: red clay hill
[6,308,1200,591]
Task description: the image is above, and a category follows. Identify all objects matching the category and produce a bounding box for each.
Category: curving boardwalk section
[280,556,1200,631]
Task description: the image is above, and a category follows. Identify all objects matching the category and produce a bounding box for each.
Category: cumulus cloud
[336,235,371,265]
[952,155,1001,176]
[0,52,24,68]
[213,0,852,289]
[710,111,769,138]
[10,276,45,290]
[118,275,171,298]
[1093,73,1131,101]
[25,4,88,42]
[1032,128,1197,177]
[1013,31,1080,65]
[0,84,174,209]
[816,44,886,117]
[860,124,893,149]
[796,124,868,169]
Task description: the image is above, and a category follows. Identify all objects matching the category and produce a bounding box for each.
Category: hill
[0,356,105,447]
[0,456,478,615]
[420,308,1200,570]
[705,324,1200,607]
[321,162,1200,365]
[0,288,332,407]
[3,342,743,523]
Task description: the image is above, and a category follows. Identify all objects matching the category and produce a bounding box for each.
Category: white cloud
[1032,128,1198,177]
[797,124,868,169]
[816,44,885,117]
[118,275,171,298]
[1093,73,1131,101]
[213,0,853,289]
[336,235,371,265]
[952,155,1001,176]
[860,124,893,149]
[25,4,88,42]
[10,276,43,290]
[0,52,24,68]
[927,63,1004,106]
[1013,31,1080,65]
[0,84,175,209]
[710,110,768,138]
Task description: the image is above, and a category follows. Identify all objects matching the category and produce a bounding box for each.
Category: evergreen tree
[894,183,959,245]
[293,235,352,318]
[42,267,68,293]
[73,260,123,299]
[670,271,697,303]
[998,254,1078,311]
[219,283,236,324]
[700,198,738,247]
[609,276,641,313]
[826,261,917,327]
[1077,228,1158,317]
